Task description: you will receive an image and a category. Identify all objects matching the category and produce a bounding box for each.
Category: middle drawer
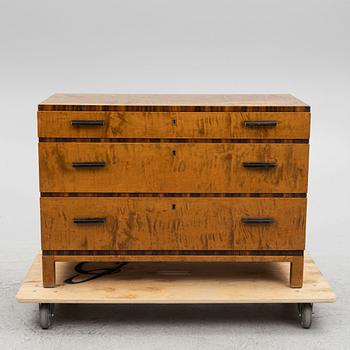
[39,142,309,193]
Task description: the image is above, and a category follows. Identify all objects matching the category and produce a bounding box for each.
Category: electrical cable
[64,262,128,284]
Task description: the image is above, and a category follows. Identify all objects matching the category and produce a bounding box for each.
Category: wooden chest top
[38,94,310,112]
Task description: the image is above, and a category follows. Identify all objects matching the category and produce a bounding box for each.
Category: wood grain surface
[38,142,309,193]
[41,255,55,288]
[16,253,336,303]
[40,197,306,251]
[38,94,310,112]
[290,256,304,288]
[36,93,311,289]
[38,111,310,139]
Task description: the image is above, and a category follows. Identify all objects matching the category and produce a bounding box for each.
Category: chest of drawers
[38,94,310,288]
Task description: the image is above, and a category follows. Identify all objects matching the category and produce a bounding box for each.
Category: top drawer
[38,111,310,139]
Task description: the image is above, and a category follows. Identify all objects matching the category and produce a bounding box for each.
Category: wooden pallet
[17,253,335,304]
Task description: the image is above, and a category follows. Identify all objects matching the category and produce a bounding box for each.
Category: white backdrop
[0,1,349,348]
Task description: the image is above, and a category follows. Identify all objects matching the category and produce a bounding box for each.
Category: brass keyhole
[172,204,176,210]
[172,119,177,126]
[172,149,176,156]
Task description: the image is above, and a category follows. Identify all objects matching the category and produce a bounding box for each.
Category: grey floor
[1,244,348,350]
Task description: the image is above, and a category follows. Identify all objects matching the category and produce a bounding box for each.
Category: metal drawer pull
[72,162,106,168]
[73,217,106,224]
[71,120,104,126]
[243,162,277,168]
[242,218,275,224]
[244,120,277,127]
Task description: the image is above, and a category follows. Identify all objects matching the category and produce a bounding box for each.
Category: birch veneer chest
[38,94,310,288]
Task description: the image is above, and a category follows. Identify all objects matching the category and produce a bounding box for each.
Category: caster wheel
[49,303,55,316]
[39,303,54,329]
[298,303,313,329]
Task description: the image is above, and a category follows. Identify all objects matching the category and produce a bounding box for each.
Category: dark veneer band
[43,250,304,256]
[38,105,310,113]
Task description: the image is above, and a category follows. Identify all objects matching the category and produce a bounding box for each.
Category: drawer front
[38,111,310,139]
[39,143,309,193]
[40,197,306,251]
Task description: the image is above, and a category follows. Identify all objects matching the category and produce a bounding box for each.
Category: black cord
[64,262,128,284]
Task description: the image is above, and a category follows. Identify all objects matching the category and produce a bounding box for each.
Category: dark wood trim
[43,250,304,256]
[39,137,309,143]
[38,105,310,113]
[40,193,306,198]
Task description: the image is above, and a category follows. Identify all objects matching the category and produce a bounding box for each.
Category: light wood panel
[38,143,309,193]
[38,93,310,112]
[40,197,306,251]
[16,253,335,303]
[38,111,310,139]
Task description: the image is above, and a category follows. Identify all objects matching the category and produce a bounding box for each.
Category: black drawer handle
[72,162,106,168]
[244,120,277,127]
[243,162,277,168]
[71,120,105,126]
[73,217,106,224]
[242,218,275,224]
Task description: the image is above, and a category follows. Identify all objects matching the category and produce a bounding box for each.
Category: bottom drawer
[40,197,306,251]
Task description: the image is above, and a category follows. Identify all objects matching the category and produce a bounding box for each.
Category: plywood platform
[16,253,336,304]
